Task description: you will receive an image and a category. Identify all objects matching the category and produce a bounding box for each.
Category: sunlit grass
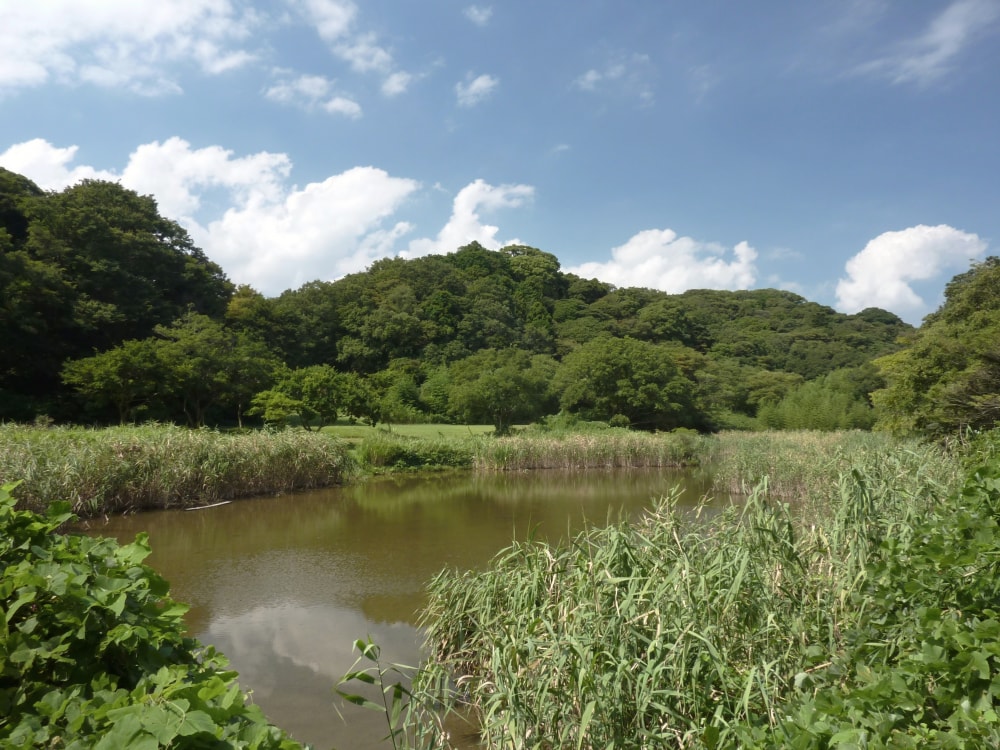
[0,423,354,516]
[404,440,966,749]
[323,422,497,442]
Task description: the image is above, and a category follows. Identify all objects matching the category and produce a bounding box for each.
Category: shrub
[355,433,473,471]
[0,483,302,748]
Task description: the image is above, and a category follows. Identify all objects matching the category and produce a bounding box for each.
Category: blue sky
[1,0,997,324]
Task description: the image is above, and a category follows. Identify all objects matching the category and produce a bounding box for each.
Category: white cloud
[334,33,393,74]
[199,166,418,291]
[566,229,758,292]
[119,138,293,221]
[464,6,494,26]
[381,71,412,96]
[0,139,118,187]
[293,0,356,42]
[572,53,655,104]
[456,73,499,107]
[0,137,420,295]
[293,0,413,100]
[322,96,363,117]
[835,224,987,322]
[405,179,534,257]
[264,71,362,117]
[856,0,1000,85]
[0,0,258,95]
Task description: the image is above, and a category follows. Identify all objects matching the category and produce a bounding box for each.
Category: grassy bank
[352,432,994,749]
[473,428,708,471]
[349,424,710,473]
[0,422,960,519]
[708,429,962,508]
[0,423,354,516]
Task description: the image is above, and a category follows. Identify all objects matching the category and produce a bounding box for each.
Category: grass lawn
[322,422,497,443]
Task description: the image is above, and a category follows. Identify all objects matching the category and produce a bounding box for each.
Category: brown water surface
[81,468,711,749]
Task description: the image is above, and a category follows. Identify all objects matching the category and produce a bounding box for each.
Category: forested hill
[1,169,913,429]
[236,246,910,379]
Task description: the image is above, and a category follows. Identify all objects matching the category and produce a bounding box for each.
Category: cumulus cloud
[264,71,362,117]
[405,179,534,257]
[0,0,258,95]
[464,6,494,26]
[198,166,418,291]
[456,73,499,107]
[566,229,758,292]
[0,139,118,187]
[0,137,421,295]
[856,0,1000,85]
[835,224,987,322]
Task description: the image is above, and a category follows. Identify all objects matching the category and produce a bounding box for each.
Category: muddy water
[81,468,712,749]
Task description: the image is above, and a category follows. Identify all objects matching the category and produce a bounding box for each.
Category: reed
[356,432,474,470]
[708,430,961,507]
[471,429,710,472]
[0,423,354,516]
[405,450,960,749]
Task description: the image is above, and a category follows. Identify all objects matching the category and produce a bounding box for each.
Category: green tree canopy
[447,349,557,434]
[874,257,1000,436]
[554,336,704,430]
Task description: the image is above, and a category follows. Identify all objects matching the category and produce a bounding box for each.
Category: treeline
[3,167,996,435]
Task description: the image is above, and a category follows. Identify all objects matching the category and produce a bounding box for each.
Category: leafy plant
[0,483,303,748]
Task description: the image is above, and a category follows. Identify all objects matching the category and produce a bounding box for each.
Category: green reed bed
[371,443,967,749]
[709,430,962,507]
[356,432,474,471]
[471,429,710,472]
[0,423,353,516]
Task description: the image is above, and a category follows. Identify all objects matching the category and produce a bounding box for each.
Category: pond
[80,468,714,749]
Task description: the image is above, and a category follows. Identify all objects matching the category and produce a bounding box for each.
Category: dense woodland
[2,168,998,436]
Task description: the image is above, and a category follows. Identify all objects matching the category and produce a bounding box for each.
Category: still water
[81,468,711,749]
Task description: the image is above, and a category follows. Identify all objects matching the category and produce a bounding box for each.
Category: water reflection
[82,468,710,749]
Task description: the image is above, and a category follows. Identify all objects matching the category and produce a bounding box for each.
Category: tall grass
[472,429,709,471]
[0,423,354,515]
[395,442,963,749]
[708,430,961,507]
[356,432,474,470]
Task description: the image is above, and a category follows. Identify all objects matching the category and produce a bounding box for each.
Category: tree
[249,365,343,430]
[554,336,704,430]
[153,313,279,427]
[447,349,557,434]
[756,372,875,431]
[61,339,161,424]
[1,171,235,419]
[874,257,1000,436]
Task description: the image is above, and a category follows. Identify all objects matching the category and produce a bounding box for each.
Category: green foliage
[1,166,914,428]
[471,429,711,471]
[756,370,875,431]
[0,483,302,748]
[350,433,980,749]
[248,365,343,430]
[708,430,959,505]
[61,338,160,425]
[874,257,1000,437]
[0,424,353,516]
[447,349,557,434]
[555,336,704,430]
[62,312,281,427]
[0,171,233,418]
[355,432,473,471]
[741,455,1000,748]
[336,638,444,750]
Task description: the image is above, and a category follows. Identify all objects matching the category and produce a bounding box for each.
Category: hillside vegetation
[2,168,935,434]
